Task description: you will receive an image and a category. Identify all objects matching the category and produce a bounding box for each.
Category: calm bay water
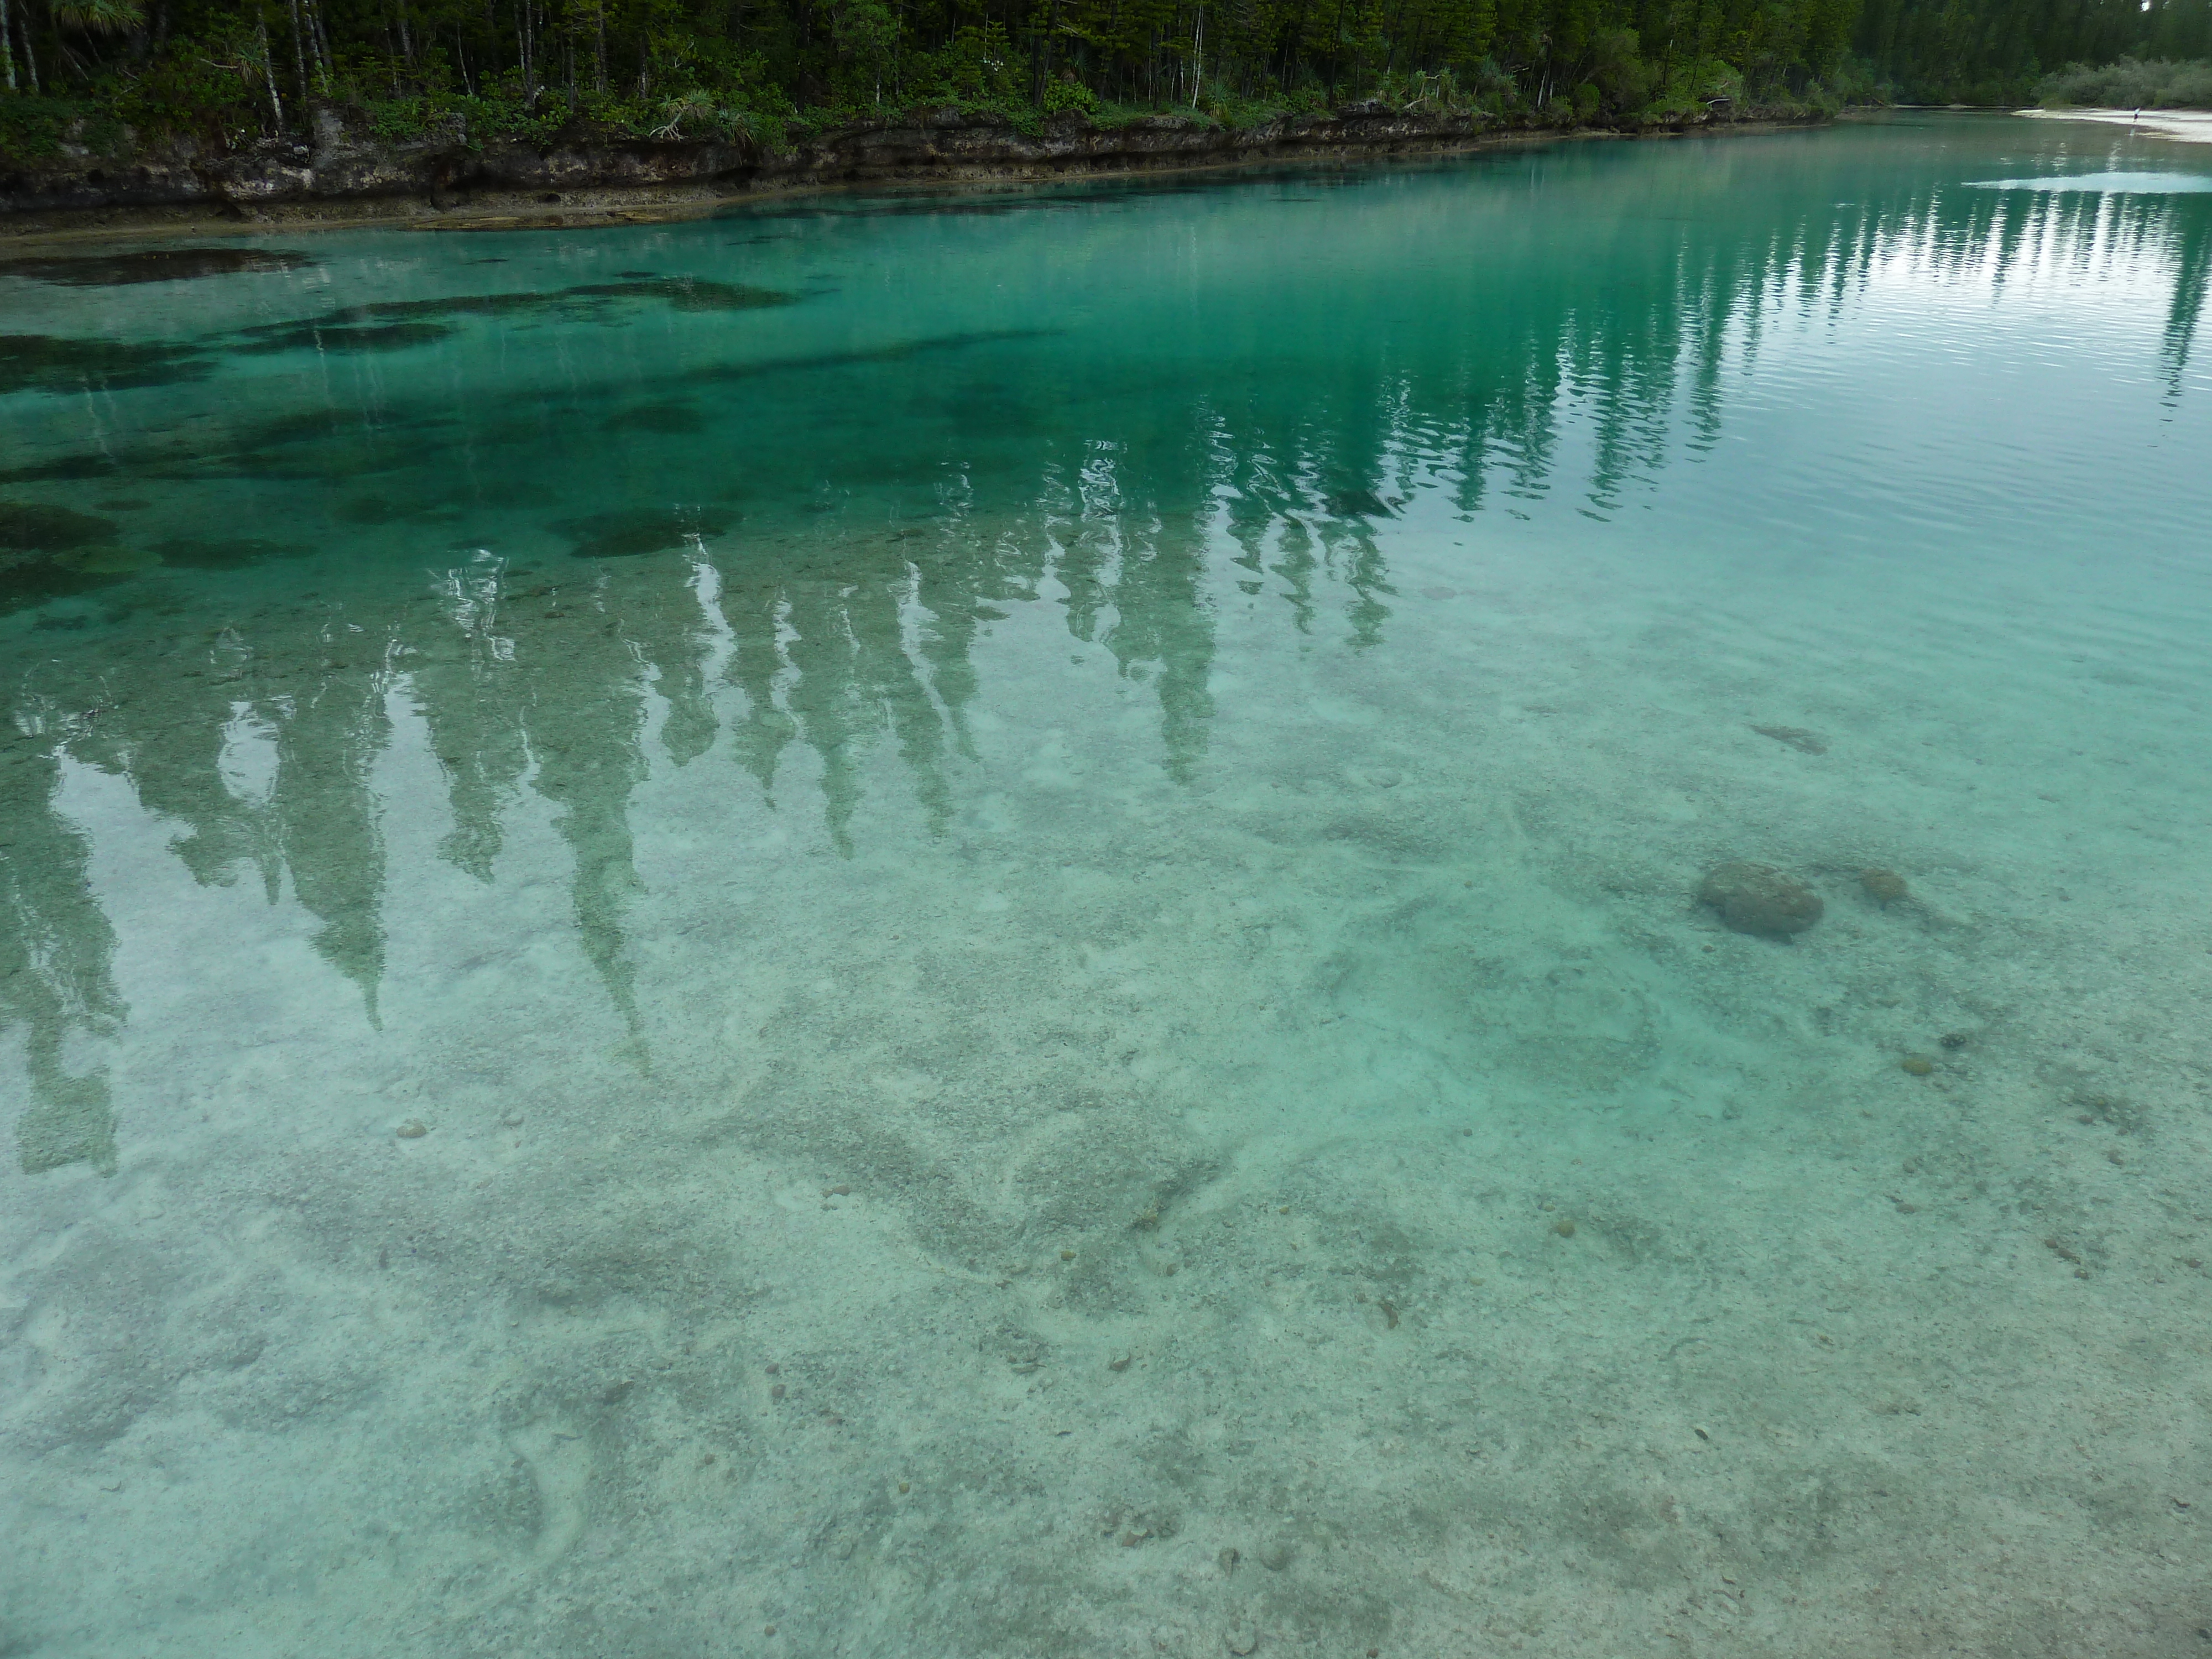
[4,113,2210,1656]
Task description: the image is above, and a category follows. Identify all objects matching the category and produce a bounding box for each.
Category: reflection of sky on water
[1968,171,2212,192]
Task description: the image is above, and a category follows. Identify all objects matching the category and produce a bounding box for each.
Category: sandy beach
[2018,106,2212,144]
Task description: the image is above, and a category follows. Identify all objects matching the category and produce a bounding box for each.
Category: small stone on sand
[1861,868,1909,902]
[395,1119,427,1139]
[1699,862,1823,937]
[1751,723,1828,754]
[1227,1625,1259,1655]
[1553,1218,1577,1238]
[1901,1056,1934,1076]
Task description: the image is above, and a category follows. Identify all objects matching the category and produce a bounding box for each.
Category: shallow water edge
[7,117,2209,1657]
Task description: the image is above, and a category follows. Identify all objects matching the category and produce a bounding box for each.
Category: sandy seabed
[3,503,2209,1659]
[4,123,2211,1657]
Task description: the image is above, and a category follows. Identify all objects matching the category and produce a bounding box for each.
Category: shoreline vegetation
[1,0,2203,237]
[0,0,1877,233]
[2033,55,2212,112]
[1,99,1832,237]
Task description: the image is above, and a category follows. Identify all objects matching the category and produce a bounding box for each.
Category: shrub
[2036,57,2212,110]
[1041,75,1098,116]
[0,95,128,164]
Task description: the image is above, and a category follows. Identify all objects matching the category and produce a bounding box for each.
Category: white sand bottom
[4,498,2209,1658]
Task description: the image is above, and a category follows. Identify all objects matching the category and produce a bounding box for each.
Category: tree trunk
[2,0,16,96]
[1190,2,1202,105]
[259,18,285,126]
[288,0,309,105]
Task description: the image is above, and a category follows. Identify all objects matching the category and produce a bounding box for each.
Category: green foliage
[112,38,273,143]
[1041,76,1100,115]
[0,95,126,163]
[0,0,1924,163]
[2036,56,2212,109]
[830,0,901,103]
[1858,0,2210,103]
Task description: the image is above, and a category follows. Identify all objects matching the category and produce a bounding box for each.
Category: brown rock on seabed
[1861,867,1908,902]
[1698,862,1823,937]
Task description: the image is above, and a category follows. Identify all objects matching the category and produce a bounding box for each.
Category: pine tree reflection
[4,159,2205,1170]
[1,743,122,1175]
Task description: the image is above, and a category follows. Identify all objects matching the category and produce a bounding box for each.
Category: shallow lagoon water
[4,113,2211,1656]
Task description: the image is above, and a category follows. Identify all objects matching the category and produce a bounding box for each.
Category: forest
[0,0,2206,163]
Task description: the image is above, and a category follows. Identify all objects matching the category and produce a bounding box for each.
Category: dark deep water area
[3,114,2210,1657]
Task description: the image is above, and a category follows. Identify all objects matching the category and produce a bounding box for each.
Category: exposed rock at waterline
[0,102,1832,229]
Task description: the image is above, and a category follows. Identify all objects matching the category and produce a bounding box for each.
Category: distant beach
[2018,107,2212,143]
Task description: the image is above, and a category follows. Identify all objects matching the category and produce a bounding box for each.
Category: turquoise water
[4,112,2211,1655]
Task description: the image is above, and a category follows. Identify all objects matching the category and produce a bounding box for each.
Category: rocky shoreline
[1,103,1830,241]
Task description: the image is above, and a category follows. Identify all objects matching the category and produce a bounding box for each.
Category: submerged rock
[1698,861,1823,937]
[0,502,140,612]
[151,536,310,570]
[1751,723,1828,754]
[227,320,457,356]
[0,333,213,398]
[606,400,707,434]
[1,248,315,286]
[1861,867,1908,903]
[0,500,119,551]
[1323,488,1394,518]
[554,505,731,558]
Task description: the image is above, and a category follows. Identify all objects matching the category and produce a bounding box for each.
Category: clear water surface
[4,112,2210,1657]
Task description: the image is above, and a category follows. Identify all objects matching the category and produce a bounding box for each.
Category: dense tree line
[0,0,1864,154]
[1858,0,2212,102]
[0,0,2204,169]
